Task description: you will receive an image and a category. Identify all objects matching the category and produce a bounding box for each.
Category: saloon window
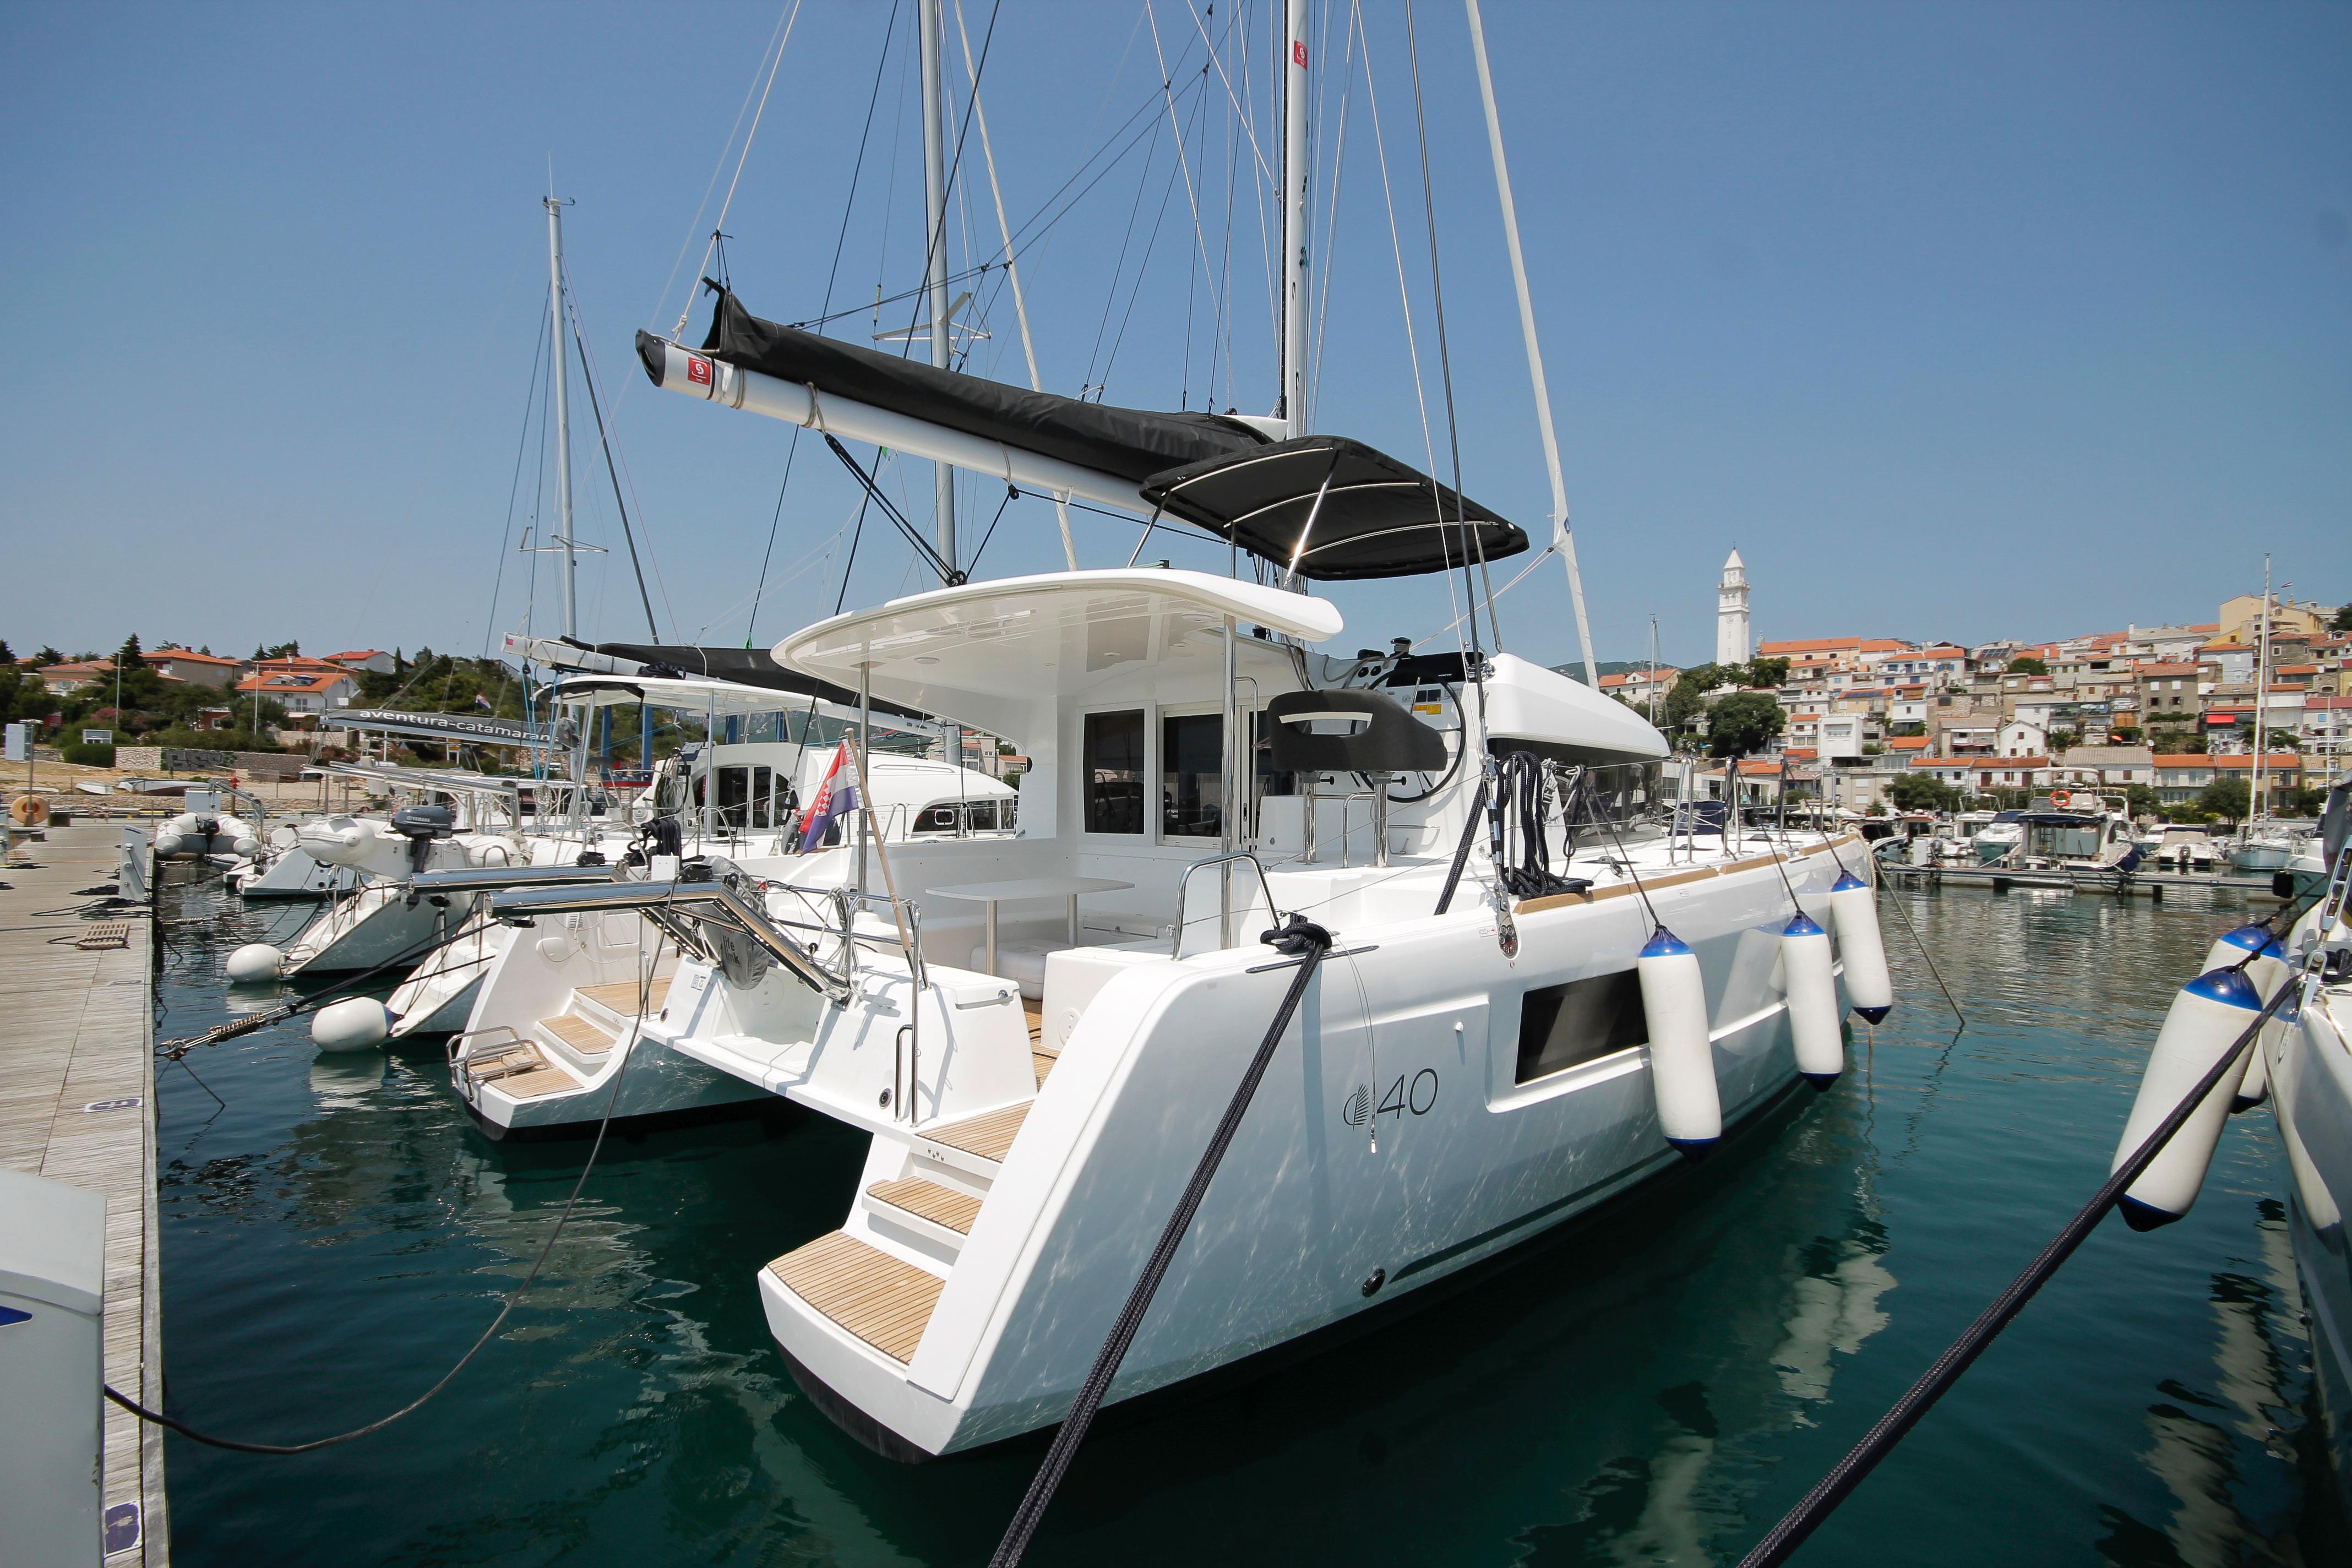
[1084,710,1146,834]
[1161,712,1224,840]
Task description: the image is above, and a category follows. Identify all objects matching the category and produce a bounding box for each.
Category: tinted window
[1084,710,1145,834]
[1161,712,1224,839]
[1516,971,1649,1084]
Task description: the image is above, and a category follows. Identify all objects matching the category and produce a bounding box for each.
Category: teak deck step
[769,1231,944,1364]
[1023,1001,1043,1042]
[1032,1049,1058,1086]
[575,975,673,1014]
[918,1101,1032,1165]
[867,1177,983,1236]
[465,1046,582,1099]
[540,1013,617,1055]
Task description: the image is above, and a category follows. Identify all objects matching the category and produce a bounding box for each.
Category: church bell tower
[1716,549,1751,667]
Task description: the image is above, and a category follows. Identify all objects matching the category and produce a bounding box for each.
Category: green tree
[1661,664,1729,736]
[34,646,63,667]
[1888,772,1959,813]
[115,633,144,670]
[2008,655,2049,677]
[1706,692,1788,757]
[1744,656,1791,688]
[2332,602,2352,633]
[2048,728,2079,752]
[2195,777,2251,825]
[2124,783,2161,817]
[0,639,13,665]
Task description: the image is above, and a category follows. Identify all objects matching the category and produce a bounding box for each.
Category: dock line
[1735,905,2312,1567]
[111,930,672,1453]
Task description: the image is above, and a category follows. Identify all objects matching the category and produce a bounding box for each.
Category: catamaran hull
[2274,979,2352,1515]
[756,863,1838,1460]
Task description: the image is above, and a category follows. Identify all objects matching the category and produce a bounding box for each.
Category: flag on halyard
[796,741,859,852]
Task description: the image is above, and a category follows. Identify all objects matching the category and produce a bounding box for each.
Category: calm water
[150,869,2346,1566]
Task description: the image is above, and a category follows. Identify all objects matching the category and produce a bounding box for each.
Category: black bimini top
[645,287,1270,484]
[1138,437,1529,581]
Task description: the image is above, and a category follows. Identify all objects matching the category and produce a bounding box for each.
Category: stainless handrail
[486,879,852,1005]
[1170,852,1282,957]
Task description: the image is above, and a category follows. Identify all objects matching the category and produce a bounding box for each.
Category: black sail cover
[657,287,1271,484]
[577,641,931,726]
[641,288,1529,581]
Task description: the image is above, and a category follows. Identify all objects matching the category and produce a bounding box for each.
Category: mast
[1281,0,1309,436]
[2252,556,2271,827]
[919,0,957,574]
[1464,0,1597,689]
[545,193,578,637]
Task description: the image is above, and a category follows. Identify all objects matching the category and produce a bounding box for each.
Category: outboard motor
[388,803,456,872]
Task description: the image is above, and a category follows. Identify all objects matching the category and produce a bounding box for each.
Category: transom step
[574,974,674,1026]
[915,1101,1032,1172]
[866,1177,982,1236]
[462,1044,581,1100]
[768,1231,944,1365]
[538,1013,617,1058]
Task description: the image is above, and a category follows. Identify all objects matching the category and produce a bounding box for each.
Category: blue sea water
[149,872,2344,1565]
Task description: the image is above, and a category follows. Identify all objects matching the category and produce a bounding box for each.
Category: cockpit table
[927,876,1137,976]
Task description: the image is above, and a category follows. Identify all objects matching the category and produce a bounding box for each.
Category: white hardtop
[776,569,1340,729]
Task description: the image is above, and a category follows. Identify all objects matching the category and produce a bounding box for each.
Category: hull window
[1516,971,1648,1084]
[1085,710,1146,834]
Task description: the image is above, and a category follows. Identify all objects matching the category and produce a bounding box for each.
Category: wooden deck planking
[539,1014,616,1055]
[867,1177,983,1235]
[767,1232,944,1363]
[917,1101,1032,1164]
[0,820,168,1564]
[575,974,674,1015]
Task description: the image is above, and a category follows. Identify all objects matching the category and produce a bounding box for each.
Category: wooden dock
[1,819,168,1565]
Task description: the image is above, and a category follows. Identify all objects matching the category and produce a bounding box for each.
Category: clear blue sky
[3,2,2346,672]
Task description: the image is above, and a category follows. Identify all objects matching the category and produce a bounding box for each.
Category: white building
[1716,549,1751,667]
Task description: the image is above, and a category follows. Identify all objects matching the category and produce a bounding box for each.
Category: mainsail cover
[663,286,1271,484]
[578,640,932,726]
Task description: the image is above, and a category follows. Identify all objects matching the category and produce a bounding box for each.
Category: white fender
[1637,927,1719,1157]
[2202,924,2287,1112]
[1782,912,1843,1085]
[2110,967,2263,1229]
[225,943,285,984]
[1826,870,1893,1023]
[2279,993,2342,1234]
[311,996,390,1052]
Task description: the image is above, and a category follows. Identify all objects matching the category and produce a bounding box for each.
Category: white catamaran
[475,0,1894,1460]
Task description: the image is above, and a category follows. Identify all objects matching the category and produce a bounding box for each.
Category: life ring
[8,793,51,827]
[2050,790,2072,809]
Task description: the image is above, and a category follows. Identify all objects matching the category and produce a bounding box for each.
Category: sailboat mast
[1280,0,1310,437]
[919,0,957,574]
[545,194,578,638]
[2252,555,2271,823]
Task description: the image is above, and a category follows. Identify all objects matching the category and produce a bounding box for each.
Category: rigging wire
[561,277,659,640]
[667,0,807,341]
[748,1,904,645]
[1403,0,1498,657]
[823,434,962,585]
[482,309,551,660]
[563,281,677,638]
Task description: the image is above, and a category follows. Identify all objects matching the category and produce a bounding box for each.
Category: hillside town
[1583,552,2351,820]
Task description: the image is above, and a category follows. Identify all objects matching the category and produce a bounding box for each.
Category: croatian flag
[796,741,859,852]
